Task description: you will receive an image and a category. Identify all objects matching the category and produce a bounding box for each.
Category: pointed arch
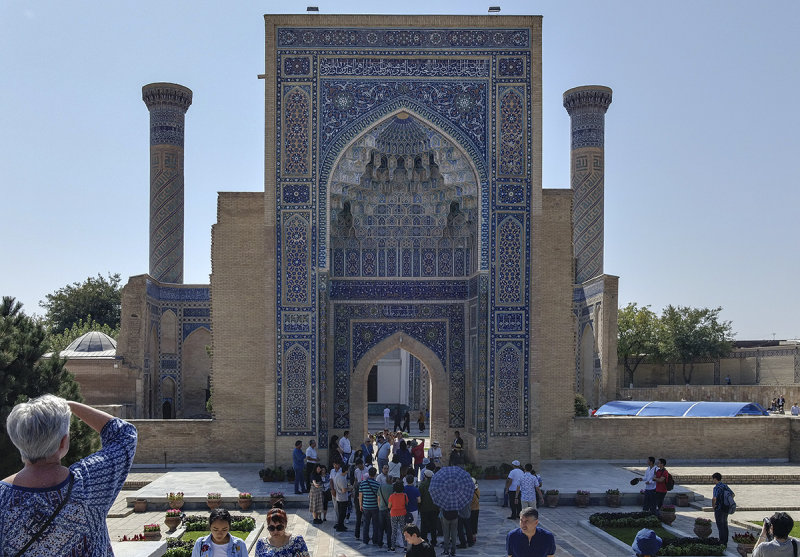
[351,331,448,445]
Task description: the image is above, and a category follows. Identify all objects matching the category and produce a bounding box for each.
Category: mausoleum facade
[117,14,619,466]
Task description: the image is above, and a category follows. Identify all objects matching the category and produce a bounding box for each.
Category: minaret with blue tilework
[142,82,192,284]
[563,85,612,284]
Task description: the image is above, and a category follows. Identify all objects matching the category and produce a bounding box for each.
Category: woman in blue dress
[0,394,137,556]
[255,506,310,557]
[191,508,248,557]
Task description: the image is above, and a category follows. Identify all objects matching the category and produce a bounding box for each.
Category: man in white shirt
[505,460,524,520]
[339,430,352,464]
[791,403,800,416]
[642,456,657,514]
[384,406,391,429]
[305,439,319,489]
[753,512,799,557]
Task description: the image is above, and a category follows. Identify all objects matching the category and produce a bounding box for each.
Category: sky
[1,1,799,340]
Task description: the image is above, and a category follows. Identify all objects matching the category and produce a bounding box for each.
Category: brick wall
[620,385,800,408]
[572,416,791,460]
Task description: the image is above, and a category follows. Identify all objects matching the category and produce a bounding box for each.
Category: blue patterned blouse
[0,418,138,556]
[254,534,310,557]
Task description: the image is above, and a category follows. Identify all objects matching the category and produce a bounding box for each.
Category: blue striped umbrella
[428,466,475,511]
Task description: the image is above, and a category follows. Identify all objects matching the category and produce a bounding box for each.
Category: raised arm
[67,401,113,433]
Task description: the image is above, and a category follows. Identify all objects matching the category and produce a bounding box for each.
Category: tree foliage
[618,303,735,385]
[40,273,121,334]
[617,303,661,384]
[0,297,99,478]
[658,305,733,384]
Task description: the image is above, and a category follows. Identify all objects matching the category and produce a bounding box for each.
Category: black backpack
[665,471,675,491]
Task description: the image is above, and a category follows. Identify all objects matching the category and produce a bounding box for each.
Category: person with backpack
[711,472,735,546]
[652,458,672,516]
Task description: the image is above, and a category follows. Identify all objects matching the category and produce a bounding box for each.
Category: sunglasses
[267,524,285,532]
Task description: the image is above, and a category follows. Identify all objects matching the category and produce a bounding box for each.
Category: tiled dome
[59,331,117,358]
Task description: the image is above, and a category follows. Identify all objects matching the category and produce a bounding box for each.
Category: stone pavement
[107,461,800,556]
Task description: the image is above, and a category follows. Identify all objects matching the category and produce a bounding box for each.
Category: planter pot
[133,499,147,513]
[605,494,620,508]
[143,531,161,541]
[164,517,181,531]
[238,498,253,511]
[575,494,590,508]
[545,494,559,508]
[660,510,676,526]
[693,522,712,539]
[675,493,690,507]
[270,497,285,509]
[737,543,756,557]
[167,499,184,510]
[207,499,221,510]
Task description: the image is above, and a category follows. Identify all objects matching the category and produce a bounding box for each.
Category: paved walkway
[108,461,800,556]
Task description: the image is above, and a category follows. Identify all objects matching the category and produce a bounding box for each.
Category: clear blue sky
[2,1,798,339]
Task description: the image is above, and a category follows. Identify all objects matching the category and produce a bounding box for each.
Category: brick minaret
[563,85,612,284]
[142,82,193,284]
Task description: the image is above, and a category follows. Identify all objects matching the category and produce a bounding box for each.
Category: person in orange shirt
[388,481,410,551]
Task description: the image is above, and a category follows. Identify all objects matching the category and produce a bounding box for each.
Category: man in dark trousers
[711,472,732,546]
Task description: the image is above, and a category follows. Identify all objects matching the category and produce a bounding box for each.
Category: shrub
[732,532,757,544]
[166,509,182,517]
[575,393,589,416]
[545,489,559,496]
[660,537,725,556]
[606,489,620,496]
[589,511,660,529]
[164,538,193,557]
[694,517,711,526]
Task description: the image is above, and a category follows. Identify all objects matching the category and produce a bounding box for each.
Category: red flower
[201,544,210,552]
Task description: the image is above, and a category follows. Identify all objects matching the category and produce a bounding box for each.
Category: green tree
[47,316,119,353]
[0,297,99,478]
[40,273,121,334]
[658,305,734,384]
[617,303,662,385]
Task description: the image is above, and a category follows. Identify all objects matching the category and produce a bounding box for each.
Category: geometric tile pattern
[274,24,535,442]
[563,87,612,284]
[142,83,192,284]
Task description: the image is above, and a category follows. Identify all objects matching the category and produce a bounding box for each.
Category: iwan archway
[351,332,447,446]
[267,16,540,465]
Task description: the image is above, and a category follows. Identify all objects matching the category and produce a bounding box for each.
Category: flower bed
[183,514,255,533]
[589,512,726,556]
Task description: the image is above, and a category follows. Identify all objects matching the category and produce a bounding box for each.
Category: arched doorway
[351,331,448,448]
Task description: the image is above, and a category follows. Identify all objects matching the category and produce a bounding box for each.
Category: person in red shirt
[653,458,670,516]
[411,439,425,479]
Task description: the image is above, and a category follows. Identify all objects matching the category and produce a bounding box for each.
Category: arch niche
[351,332,448,447]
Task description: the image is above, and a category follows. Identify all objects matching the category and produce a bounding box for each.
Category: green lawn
[601,526,676,546]
[749,521,800,538]
[181,531,251,543]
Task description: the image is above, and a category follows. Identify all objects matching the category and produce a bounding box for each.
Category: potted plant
[659,505,676,525]
[733,532,757,557]
[675,492,690,507]
[576,489,590,507]
[259,468,271,482]
[269,491,285,508]
[133,498,147,513]
[693,517,712,539]
[605,488,621,507]
[166,491,184,509]
[238,492,253,511]
[142,523,161,541]
[164,509,182,531]
[544,489,559,508]
[206,492,222,510]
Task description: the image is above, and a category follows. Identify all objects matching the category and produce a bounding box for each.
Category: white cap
[424,469,434,478]
[512,460,520,466]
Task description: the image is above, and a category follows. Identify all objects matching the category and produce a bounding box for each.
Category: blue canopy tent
[594,400,769,417]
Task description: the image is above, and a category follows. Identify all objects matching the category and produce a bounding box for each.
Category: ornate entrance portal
[269,15,538,463]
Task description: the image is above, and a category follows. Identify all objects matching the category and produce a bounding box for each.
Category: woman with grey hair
[0,394,137,556]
